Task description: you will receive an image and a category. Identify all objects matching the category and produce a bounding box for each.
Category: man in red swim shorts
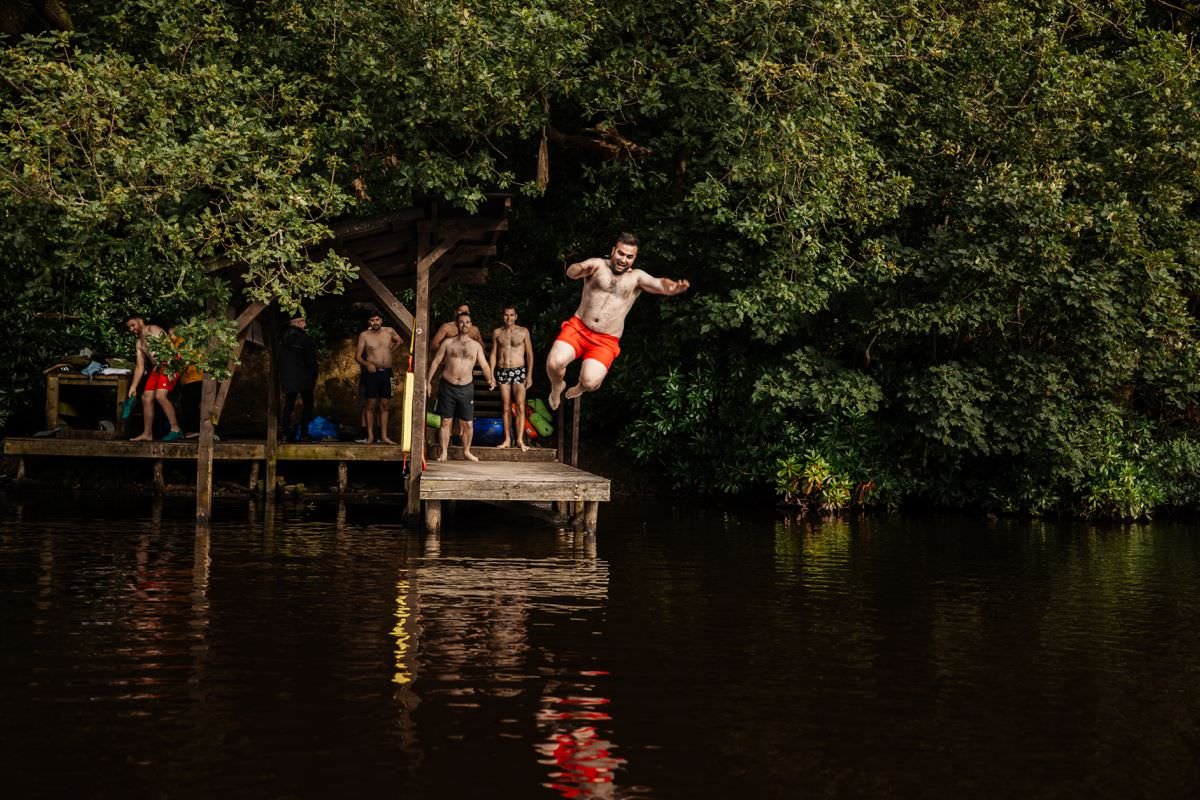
[125,314,184,442]
[547,232,690,410]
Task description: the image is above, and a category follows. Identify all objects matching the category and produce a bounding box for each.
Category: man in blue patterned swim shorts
[489,305,534,451]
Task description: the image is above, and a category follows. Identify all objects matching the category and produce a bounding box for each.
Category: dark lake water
[1,497,1198,799]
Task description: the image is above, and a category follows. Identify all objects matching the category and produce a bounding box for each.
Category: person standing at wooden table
[125,314,184,442]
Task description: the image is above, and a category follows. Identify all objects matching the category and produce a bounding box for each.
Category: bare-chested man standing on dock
[428,311,496,462]
[431,302,484,442]
[547,232,690,410]
[490,305,534,451]
[355,310,403,444]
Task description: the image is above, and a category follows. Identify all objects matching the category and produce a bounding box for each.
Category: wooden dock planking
[434,445,555,463]
[4,430,611,535]
[3,437,555,463]
[4,437,265,460]
[419,460,609,535]
[419,461,609,502]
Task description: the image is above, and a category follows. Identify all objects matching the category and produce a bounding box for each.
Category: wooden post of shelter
[211,302,267,426]
[195,377,218,522]
[205,301,267,507]
[406,224,433,520]
[195,300,222,523]
[264,307,280,500]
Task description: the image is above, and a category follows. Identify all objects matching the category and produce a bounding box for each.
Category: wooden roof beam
[348,253,415,338]
[333,208,426,241]
[430,245,497,291]
[213,301,269,424]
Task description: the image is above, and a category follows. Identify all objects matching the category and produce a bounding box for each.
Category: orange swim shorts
[555,315,621,369]
[143,367,178,392]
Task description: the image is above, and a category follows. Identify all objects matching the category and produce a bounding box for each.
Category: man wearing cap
[279,311,318,442]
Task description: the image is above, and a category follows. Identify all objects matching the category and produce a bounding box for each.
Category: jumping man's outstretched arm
[636,270,691,296]
[565,257,606,280]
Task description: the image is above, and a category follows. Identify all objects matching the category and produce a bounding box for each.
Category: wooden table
[45,372,132,435]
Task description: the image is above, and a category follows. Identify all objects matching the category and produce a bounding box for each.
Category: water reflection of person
[536,670,624,799]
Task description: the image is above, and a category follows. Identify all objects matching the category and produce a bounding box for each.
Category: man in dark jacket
[279,312,318,442]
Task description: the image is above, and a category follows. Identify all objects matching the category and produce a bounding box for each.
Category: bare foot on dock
[463,449,479,462]
[436,450,448,462]
[519,440,529,452]
[495,439,511,449]
[130,434,153,442]
[380,437,396,445]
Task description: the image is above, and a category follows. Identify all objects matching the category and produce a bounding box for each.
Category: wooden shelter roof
[327,194,510,307]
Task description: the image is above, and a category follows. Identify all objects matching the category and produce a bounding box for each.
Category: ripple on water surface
[1,500,1199,799]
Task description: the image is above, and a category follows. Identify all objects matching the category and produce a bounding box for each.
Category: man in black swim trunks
[427,311,495,462]
[355,310,403,444]
[489,305,534,451]
[431,302,484,443]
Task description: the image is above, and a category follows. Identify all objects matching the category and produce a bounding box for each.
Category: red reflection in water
[536,674,625,799]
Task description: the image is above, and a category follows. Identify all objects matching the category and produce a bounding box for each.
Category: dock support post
[264,307,279,502]
[338,462,348,495]
[195,297,222,523]
[571,396,581,467]
[583,501,599,534]
[557,402,565,464]
[195,375,217,523]
[425,500,442,534]
[152,460,164,494]
[248,462,260,493]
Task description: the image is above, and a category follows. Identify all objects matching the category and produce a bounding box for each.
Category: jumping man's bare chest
[592,270,637,300]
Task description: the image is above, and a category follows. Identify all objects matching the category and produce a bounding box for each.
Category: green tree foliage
[0,0,592,422]
[573,1,1200,518]
[2,1,1198,518]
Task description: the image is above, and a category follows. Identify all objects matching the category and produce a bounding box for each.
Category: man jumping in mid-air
[547,232,690,410]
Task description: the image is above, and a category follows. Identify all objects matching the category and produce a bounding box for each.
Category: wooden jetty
[2,197,612,531]
[4,428,609,533]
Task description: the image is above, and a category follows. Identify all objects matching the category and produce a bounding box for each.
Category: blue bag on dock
[306,416,338,442]
[472,417,504,446]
